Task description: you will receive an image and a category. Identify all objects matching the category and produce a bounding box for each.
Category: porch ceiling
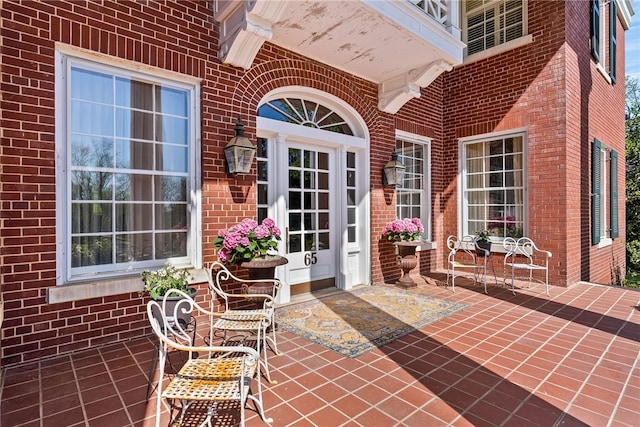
[214,0,465,113]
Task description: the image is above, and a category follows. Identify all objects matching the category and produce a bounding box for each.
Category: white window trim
[462,34,533,66]
[395,130,435,250]
[594,0,613,84]
[597,145,613,248]
[458,128,528,240]
[52,44,202,302]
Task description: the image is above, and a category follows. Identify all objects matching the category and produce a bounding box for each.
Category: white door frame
[256,89,370,303]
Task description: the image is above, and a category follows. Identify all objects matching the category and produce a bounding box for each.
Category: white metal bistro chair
[147,289,272,427]
[207,261,282,384]
[447,235,490,293]
[503,237,552,295]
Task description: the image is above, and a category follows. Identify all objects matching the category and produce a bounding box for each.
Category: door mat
[275,286,466,358]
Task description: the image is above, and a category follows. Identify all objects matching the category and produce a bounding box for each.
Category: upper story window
[395,134,431,241]
[461,133,525,240]
[465,0,525,56]
[591,0,617,83]
[56,53,199,283]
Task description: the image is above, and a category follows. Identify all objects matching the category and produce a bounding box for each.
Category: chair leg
[451,266,456,292]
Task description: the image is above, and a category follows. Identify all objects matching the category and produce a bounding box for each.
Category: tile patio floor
[1,275,639,426]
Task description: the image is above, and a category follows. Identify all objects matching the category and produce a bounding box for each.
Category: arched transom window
[258,97,354,135]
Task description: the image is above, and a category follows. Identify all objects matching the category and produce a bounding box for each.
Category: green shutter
[591,0,600,61]
[610,150,618,238]
[609,0,617,83]
[592,139,602,245]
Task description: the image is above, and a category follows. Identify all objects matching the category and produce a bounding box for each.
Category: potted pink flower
[382,218,424,289]
[382,218,424,242]
[213,218,282,265]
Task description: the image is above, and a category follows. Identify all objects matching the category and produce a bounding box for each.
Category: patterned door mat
[275,286,466,358]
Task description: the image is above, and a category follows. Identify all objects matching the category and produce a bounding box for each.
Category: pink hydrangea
[212,217,282,265]
[382,217,424,242]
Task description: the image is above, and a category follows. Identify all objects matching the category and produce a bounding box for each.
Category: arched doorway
[256,88,370,303]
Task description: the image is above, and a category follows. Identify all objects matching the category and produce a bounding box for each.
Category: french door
[284,143,336,293]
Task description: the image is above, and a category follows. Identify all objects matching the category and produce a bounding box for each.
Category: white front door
[284,143,336,294]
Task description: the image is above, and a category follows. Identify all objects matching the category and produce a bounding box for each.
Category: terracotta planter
[240,255,288,305]
[395,241,421,288]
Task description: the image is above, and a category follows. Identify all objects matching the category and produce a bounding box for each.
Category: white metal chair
[503,237,552,295]
[207,261,282,384]
[146,289,272,427]
[447,235,490,293]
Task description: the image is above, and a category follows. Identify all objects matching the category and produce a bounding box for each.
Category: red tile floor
[1,275,639,426]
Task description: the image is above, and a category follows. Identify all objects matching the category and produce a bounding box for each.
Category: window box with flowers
[382,218,424,288]
[213,218,288,298]
[141,262,195,327]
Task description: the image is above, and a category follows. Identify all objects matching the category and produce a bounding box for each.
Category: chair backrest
[503,237,550,263]
[207,261,235,311]
[147,289,200,356]
[447,235,480,262]
[207,261,279,311]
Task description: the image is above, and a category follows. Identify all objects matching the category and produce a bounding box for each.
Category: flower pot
[476,241,492,257]
[150,287,197,328]
[395,241,420,288]
[240,255,288,306]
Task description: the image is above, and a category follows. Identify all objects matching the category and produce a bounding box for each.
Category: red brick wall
[440,0,626,287]
[0,0,628,366]
[565,0,627,285]
[0,0,221,366]
[0,0,438,365]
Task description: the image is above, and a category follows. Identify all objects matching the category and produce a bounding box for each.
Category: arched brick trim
[228,58,383,132]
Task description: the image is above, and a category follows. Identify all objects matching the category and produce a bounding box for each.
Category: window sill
[47,268,206,304]
[416,241,437,251]
[597,237,613,249]
[596,62,613,84]
[461,35,534,66]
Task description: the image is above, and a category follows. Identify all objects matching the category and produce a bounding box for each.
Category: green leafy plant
[475,230,491,243]
[140,263,193,299]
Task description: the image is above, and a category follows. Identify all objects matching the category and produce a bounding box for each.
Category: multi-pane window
[591,0,617,83]
[257,137,269,223]
[59,56,197,281]
[592,138,619,245]
[465,0,525,56]
[463,135,525,239]
[346,152,357,243]
[396,138,429,240]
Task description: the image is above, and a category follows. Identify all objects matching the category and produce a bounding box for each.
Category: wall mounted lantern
[224,116,256,174]
[382,149,405,187]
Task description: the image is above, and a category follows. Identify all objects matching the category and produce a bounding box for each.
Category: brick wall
[0,0,627,366]
[0,0,223,366]
[565,0,627,285]
[440,0,626,287]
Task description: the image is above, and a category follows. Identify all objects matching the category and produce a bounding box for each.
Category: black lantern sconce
[382,149,405,187]
[224,116,257,174]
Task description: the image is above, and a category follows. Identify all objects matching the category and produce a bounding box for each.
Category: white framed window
[592,138,618,246]
[395,132,431,241]
[55,49,201,283]
[591,0,617,83]
[464,0,527,57]
[461,132,526,240]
